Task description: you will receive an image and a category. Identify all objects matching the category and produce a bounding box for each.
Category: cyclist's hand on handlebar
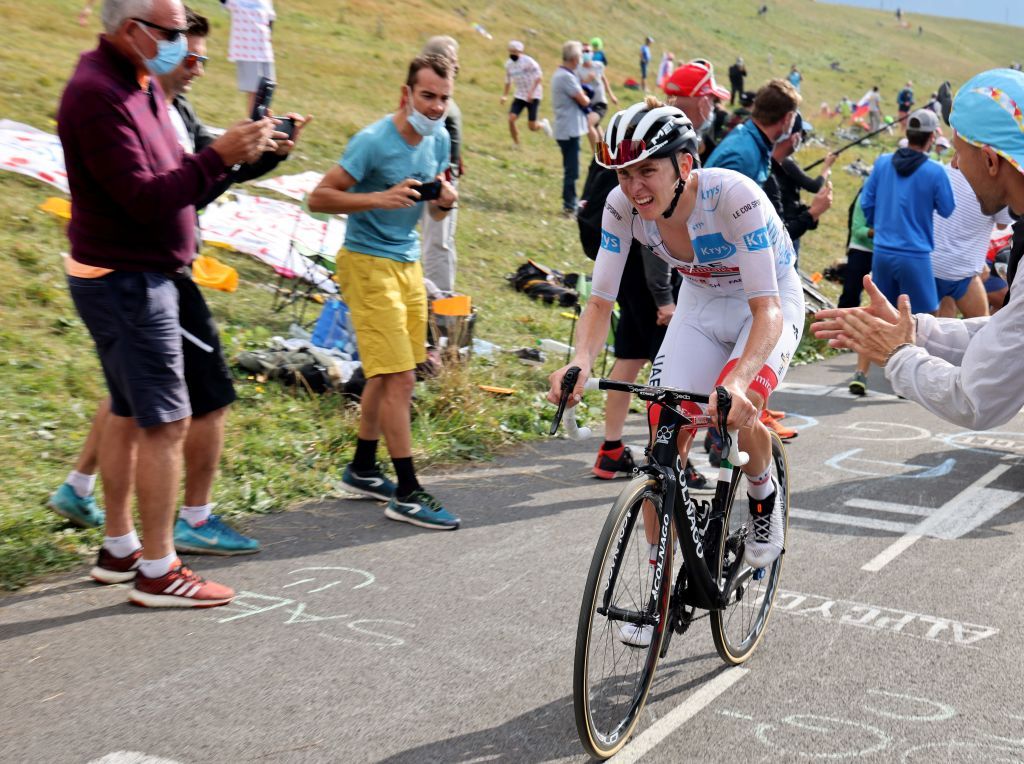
[547,361,589,406]
[709,381,758,430]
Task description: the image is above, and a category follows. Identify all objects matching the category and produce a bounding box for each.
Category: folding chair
[270,195,338,326]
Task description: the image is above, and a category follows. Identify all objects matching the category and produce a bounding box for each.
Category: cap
[662,59,730,100]
[951,68,1024,175]
[508,40,524,52]
[935,135,951,149]
[907,108,939,132]
[898,137,909,149]
[590,37,603,49]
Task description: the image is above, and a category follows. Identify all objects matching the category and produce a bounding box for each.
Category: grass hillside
[1,0,1018,589]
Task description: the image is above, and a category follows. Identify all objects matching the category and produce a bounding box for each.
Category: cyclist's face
[616,157,687,219]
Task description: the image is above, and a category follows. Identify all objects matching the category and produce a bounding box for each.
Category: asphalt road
[2,356,1024,763]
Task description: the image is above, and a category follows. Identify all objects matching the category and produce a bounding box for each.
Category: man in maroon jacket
[58,0,272,607]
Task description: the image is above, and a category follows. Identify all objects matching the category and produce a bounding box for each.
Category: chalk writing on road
[760,590,999,649]
[720,687,1023,761]
[212,567,413,648]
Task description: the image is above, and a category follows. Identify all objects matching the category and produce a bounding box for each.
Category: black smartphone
[417,180,443,201]
[274,116,296,140]
[251,77,276,121]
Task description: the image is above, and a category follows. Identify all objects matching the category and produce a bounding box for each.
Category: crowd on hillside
[46,0,1024,608]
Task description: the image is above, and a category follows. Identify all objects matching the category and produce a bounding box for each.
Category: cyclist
[548,99,805,634]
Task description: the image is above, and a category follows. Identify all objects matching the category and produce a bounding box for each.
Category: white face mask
[405,87,447,137]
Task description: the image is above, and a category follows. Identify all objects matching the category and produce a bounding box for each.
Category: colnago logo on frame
[656,425,674,444]
[651,509,672,598]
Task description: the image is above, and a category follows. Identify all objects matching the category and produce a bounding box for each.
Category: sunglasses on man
[131,17,188,43]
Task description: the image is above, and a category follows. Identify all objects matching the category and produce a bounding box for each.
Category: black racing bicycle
[550,367,790,760]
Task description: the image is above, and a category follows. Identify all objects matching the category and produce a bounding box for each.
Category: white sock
[139,553,177,579]
[103,531,141,559]
[67,470,97,499]
[747,467,775,501]
[179,503,214,527]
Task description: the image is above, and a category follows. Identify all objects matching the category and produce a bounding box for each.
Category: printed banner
[0,119,69,193]
[253,170,326,201]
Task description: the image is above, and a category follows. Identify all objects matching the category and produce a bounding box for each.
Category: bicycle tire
[710,431,790,664]
[574,475,673,760]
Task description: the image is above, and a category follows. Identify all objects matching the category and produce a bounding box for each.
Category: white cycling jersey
[590,167,805,397]
[592,167,798,303]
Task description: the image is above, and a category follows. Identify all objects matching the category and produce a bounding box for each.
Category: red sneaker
[129,560,235,608]
[764,408,787,419]
[760,409,797,441]
[90,546,142,584]
[593,444,638,479]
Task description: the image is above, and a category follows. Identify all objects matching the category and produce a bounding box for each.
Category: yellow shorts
[335,249,427,378]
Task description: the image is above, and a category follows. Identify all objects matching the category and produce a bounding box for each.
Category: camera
[417,180,443,201]
[251,77,276,121]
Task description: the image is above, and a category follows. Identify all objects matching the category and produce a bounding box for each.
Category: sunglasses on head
[132,17,188,43]
[596,139,647,166]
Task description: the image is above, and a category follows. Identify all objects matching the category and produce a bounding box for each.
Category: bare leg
[183,406,228,507]
[955,276,989,319]
[356,376,384,441]
[376,371,416,458]
[100,413,139,538]
[936,295,957,318]
[74,397,111,475]
[856,353,870,376]
[508,113,520,144]
[245,91,257,117]
[737,391,772,483]
[135,419,189,560]
[603,358,647,441]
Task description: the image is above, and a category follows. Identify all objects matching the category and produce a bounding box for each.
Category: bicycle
[550,367,791,760]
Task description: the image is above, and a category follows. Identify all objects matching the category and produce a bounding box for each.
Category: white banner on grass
[199,192,344,292]
[0,119,69,193]
[252,170,326,202]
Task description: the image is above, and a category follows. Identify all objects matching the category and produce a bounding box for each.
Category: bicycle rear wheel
[710,432,790,664]
[574,475,673,760]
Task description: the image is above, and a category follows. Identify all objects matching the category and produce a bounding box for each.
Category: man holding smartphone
[309,54,460,530]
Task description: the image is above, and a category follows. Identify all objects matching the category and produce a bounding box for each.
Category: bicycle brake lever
[714,385,750,467]
[550,366,581,435]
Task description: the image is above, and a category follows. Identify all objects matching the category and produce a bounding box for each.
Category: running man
[501,40,551,144]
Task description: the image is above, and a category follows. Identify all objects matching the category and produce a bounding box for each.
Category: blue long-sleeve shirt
[861,149,955,258]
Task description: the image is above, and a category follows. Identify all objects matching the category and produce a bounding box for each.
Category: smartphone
[251,77,276,121]
[417,180,443,201]
[274,116,296,140]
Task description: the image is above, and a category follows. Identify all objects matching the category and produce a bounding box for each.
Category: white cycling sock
[103,530,141,559]
[67,470,96,499]
[179,503,213,527]
[747,465,774,501]
[139,553,176,579]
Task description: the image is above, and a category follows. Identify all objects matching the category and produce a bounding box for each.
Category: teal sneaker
[385,490,460,530]
[849,370,867,396]
[341,463,397,502]
[174,515,261,556]
[48,483,104,528]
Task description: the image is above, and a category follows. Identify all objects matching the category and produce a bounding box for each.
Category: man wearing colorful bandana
[812,69,1024,430]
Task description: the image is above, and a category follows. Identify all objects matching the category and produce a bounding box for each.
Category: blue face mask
[134,24,187,76]
[406,90,446,137]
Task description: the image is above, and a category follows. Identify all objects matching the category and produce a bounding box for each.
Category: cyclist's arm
[886,290,1024,430]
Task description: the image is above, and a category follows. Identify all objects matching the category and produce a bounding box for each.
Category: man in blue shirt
[639,36,652,92]
[860,108,955,314]
[706,78,800,187]
[309,54,461,530]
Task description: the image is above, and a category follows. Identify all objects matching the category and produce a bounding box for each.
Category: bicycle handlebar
[551,369,749,466]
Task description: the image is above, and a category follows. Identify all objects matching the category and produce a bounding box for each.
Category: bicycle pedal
[752,567,766,581]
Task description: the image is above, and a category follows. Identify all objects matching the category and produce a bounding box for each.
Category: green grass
[1,0,1019,589]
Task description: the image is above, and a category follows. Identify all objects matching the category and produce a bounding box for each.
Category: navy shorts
[177,275,236,417]
[69,271,190,428]
[871,252,938,313]
[934,275,972,302]
[509,98,540,121]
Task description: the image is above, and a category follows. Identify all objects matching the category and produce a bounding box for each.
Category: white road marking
[790,508,915,534]
[844,498,932,516]
[825,448,956,478]
[88,754,183,764]
[612,667,748,763]
[862,464,1018,572]
[777,381,900,401]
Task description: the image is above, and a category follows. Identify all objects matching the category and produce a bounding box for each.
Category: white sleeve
[720,180,783,300]
[590,188,635,303]
[885,289,1024,430]
[912,313,989,364]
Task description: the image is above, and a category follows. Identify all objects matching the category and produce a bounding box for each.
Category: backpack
[507,260,579,307]
[577,159,620,260]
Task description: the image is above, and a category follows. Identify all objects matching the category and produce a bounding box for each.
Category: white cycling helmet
[596,102,699,169]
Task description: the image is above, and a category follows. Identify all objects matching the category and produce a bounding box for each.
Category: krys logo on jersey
[693,232,737,263]
[600,229,621,253]
[743,217,795,266]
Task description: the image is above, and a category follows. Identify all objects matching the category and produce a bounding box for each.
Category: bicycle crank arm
[597,604,660,627]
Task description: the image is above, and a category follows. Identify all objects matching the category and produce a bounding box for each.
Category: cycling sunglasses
[184,53,209,68]
[595,139,647,166]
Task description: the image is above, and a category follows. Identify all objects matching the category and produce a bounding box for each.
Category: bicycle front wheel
[710,431,790,664]
[574,475,673,760]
